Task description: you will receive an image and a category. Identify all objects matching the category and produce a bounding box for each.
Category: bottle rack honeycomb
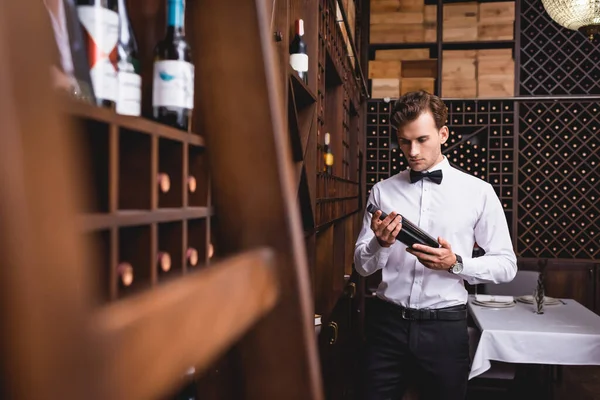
[67,101,212,302]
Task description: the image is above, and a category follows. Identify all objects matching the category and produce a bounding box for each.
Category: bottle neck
[118,0,131,37]
[167,1,185,35]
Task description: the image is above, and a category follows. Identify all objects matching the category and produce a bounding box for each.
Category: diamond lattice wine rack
[518,101,600,259]
[519,0,600,96]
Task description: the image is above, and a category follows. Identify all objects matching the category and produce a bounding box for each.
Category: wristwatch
[448,254,464,274]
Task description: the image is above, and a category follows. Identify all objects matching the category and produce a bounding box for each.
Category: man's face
[396,111,449,172]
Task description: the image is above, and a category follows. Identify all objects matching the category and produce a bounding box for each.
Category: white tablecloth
[468,297,600,379]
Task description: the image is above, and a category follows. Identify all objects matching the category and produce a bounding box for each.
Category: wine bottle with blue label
[152,0,194,131]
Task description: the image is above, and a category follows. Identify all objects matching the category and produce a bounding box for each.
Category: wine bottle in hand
[152,0,194,131]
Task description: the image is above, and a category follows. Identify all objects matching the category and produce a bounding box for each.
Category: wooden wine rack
[519,0,600,96]
[63,99,212,302]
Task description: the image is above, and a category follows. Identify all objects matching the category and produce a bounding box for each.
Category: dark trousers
[362,298,470,400]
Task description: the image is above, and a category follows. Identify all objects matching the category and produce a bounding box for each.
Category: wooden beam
[92,248,279,400]
[188,0,324,398]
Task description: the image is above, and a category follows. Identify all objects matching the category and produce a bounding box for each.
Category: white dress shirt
[354,156,517,310]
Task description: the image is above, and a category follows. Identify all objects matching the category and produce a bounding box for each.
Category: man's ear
[439,126,450,144]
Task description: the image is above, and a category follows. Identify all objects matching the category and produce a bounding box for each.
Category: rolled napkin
[475,294,514,303]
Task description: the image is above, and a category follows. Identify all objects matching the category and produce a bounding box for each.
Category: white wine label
[152,60,195,109]
[116,72,141,116]
[77,5,119,102]
[290,53,309,73]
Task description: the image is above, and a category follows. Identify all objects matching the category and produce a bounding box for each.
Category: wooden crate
[443,3,478,42]
[402,60,437,78]
[477,48,514,97]
[370,0,424,12]
[442,58,476,81]
[477,49,513,59]
[478,57,514,77]
[424,5,437,42]
[370,11,424,24]
[443,50,478,59]
[368,60,402,79]
[370,23,425,43]
[372,78,400,98]
[478,75,514,97]
[443,20,478,42]
[375,48,431,60]
[442,79,477,98]
[400,78,435,95]
[443,3,478,23]
[479,2,515,23]
[478,23,514,40]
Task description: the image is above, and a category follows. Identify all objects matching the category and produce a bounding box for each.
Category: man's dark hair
[390,91,448,131]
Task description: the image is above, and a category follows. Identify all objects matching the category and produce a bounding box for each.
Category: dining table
[468,296,600,380]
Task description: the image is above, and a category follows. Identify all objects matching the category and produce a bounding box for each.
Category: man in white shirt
[354,91,517,400]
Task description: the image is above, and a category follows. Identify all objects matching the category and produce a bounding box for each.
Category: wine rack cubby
[68,100,211,302]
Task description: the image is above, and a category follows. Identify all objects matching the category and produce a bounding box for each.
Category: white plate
[472,300,516,308]
[516,295,561,305]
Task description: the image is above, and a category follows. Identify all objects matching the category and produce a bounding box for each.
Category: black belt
[375,297,467,321]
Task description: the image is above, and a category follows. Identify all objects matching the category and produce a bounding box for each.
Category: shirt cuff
[459,257,478,280]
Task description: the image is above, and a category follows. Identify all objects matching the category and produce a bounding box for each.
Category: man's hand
[370,210,402,248]
[406,237,457,271]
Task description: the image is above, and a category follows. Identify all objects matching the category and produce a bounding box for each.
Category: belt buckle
[401,308,416,320]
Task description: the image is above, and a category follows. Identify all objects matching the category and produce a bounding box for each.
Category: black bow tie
[409,169,443,184]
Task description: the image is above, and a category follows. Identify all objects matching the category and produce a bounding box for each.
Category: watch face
[453,263,464,274]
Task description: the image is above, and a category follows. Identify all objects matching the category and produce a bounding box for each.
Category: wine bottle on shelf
[76,0,120,108]
[289,19,308,84]
[152,0,194,131]
[117,262,133,287]
[157,251,172,272]
[323,132,334,175]
[157,172,171,193]
[116,0,141,116]
[186,247,198,267]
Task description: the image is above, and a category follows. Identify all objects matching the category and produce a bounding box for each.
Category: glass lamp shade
[541,0,600,38]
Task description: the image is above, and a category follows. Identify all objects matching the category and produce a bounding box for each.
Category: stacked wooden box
[370,1,513,44]
[478,2,515,41]
[370,0,437,44]
[369,49,437,98]
[443,2,514,42]
[477,49,514,97]
[442,49,514,98]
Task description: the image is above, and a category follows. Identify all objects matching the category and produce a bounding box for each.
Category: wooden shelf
[316,172,359,185]
[443,40,515,50]
[80,207,211,231]
[289,70,317,109]
[62,99,205,147]
[369,42,437,53]
[369,40,514,54]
